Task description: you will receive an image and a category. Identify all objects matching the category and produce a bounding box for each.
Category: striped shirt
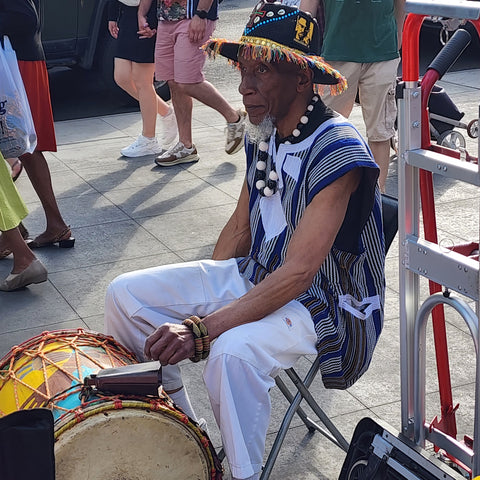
[237,115,385,389]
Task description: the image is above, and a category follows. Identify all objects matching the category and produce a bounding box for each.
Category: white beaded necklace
[254,95,319,197]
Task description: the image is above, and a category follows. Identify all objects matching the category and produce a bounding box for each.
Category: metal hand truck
[398,0,480,477]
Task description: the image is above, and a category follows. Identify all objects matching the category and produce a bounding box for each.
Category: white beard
[245,115,276,145]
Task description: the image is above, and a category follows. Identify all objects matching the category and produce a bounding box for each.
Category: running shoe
[121,135,163,157]
[154,141,199,167]
[225,109,247,155]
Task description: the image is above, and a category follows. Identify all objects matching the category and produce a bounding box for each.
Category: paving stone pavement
[0,17,479,478]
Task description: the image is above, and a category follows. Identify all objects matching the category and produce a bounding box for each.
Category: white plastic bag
[0,36,37,158]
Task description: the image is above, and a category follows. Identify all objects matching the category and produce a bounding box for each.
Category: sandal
[0,222,30,259]
[27,226,75,249]
[11,159,23,182]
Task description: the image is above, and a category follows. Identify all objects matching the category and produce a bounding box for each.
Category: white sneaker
[120,134,163,157]
[159,107,177,146]
[225,109,247,155]
[155,141,199,167]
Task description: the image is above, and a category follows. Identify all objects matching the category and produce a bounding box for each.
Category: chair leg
[260,357,349,480]
[284,366,349,451]
[275,375,317,432]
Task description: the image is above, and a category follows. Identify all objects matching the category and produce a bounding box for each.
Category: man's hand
[108,21,119,39]
[188,15,207,43]
[138,16,156,38]
[144,323,195,365]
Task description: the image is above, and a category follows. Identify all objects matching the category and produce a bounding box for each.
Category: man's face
[238,56,299,127]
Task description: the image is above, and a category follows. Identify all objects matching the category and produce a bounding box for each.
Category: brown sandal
[27,226,75,249]
[0,222,30,259]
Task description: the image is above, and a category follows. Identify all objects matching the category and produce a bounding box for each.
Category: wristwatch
[194,9,208,19]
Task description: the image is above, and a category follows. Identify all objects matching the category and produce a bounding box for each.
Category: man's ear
[296,67,314,92]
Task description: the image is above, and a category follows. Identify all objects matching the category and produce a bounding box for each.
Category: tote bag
[0,36,37,158]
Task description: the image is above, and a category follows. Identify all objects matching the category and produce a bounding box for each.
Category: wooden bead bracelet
[182,315,210,362]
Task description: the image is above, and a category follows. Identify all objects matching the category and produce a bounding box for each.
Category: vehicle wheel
[467,119,478,139]
[347,459,368,480]
[438,130,466,150]
[155,80,171,102]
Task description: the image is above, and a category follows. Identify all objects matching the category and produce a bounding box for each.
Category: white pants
[104,258,318,480]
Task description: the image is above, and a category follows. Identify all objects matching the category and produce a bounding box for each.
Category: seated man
[104,3,385,479]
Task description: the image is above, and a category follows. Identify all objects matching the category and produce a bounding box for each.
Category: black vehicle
[39,0,169,101]
[40,0,113,85]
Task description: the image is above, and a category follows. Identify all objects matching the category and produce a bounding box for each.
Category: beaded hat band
[203,1,347,95]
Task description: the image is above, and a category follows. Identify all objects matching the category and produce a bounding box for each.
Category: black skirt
[114,3,158,64]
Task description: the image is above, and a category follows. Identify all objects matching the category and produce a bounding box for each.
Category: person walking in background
[300,0,405,192]
[0,0,75,250]
[0,152,47,292]
[108,0,177,158]
[137,0,246,167]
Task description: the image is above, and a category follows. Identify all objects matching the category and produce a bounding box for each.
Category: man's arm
[144,168,361,365]
[188,0,215,43]
[394,0,406,48]
[212,180,251,260]
[203,168,361,339]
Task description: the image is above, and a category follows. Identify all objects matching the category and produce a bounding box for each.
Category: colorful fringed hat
[203,1,347,94]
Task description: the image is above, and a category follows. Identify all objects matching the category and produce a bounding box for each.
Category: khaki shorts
[154,18,216,84]
[322,58,399,142]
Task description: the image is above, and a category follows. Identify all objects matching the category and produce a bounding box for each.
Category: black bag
[0,408,55,480]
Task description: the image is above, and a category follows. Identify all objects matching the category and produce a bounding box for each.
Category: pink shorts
[154,18,216,84]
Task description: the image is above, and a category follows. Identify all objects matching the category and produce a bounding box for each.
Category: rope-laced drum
[0,329,222,480]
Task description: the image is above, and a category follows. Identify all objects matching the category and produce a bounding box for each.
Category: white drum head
[55,401,214,480]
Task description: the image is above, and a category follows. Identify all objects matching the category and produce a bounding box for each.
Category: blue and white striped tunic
[237,115,385,389]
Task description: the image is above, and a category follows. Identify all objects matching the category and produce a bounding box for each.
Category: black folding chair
[260,193,398,479]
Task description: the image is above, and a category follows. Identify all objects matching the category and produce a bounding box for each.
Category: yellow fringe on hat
[203,37,347,96]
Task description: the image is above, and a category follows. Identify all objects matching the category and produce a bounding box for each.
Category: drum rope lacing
[0,329,137,414]
[0,328,224,479]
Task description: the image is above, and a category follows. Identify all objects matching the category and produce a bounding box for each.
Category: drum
[0,329,137,419]
[0,329,223,479]
[54,395,222,479]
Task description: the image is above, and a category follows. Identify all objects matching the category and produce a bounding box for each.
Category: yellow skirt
[0,153,28,231]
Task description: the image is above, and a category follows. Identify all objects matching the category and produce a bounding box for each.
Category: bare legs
[169,82,194,147]
[168,80,241,148]
[19,150,70,242]
[114,58,170,138]
[2,227,36,274]
[368,139,391,193]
